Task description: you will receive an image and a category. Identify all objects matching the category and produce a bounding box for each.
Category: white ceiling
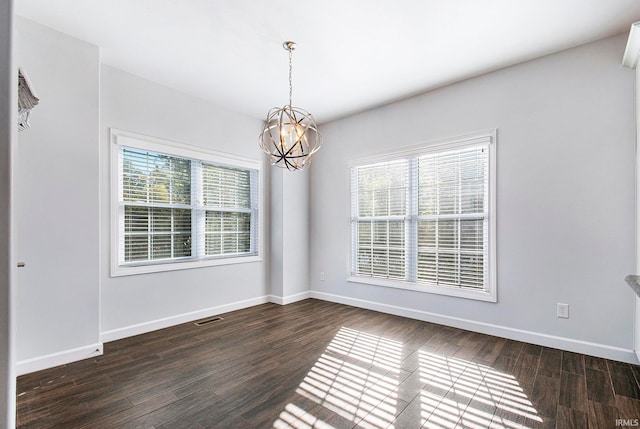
[15,0,640,123]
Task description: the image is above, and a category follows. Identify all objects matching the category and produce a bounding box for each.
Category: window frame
[348,130,497,302]
[110,128,263,277]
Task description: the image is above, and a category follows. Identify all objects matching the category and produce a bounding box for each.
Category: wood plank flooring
[16,299,640,428]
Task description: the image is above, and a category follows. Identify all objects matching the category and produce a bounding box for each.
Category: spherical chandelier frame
[258,41,321,171]
[259,105,321,171]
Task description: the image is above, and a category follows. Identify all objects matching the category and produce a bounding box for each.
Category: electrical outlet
[557,303,569,318]
[320,271,325,281]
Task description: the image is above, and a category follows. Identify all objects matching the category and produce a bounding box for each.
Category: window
[350,131,496,301]
[111,129,261,276]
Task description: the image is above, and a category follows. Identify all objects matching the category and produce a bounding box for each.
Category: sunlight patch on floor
[273,403,334,429]
[273,328,543,429]
[274,326,402,428]
[418,350,542,428]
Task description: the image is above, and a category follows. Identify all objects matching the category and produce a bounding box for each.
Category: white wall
[281,170,310,300]
[12,17,271,371]
[100,65,267,339]
[0,0,16,425]
[310,34,637,362]
[15,17,101,373]
[270,168,284,299]
[269,168,310,303]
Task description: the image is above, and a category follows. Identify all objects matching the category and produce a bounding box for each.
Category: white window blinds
[118,145,258,268]
[417,146,488,289]
[350,132,495,298]
[201,164,257,256]
[122,149,193,262]
[353,160,408,280]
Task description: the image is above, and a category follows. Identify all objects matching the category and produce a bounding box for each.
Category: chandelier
[259,41,321,171]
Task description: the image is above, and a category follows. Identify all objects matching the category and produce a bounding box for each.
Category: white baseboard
[310,291,639,364]
[22,291,637,377]
[100,295,270,343]
[16,343,103,376]
[269,291,311,305]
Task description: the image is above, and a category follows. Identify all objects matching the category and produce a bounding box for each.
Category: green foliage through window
[119,146,258,265]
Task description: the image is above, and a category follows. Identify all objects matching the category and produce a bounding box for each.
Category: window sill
[347,275,497,302]
[111,255,263,277]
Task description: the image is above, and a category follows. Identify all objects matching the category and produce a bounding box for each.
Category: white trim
[628,26,640,361]
[100,295,269,343]
[488,129,498,302]
[636,68,640,357]
[20,292,638,375]
[109,128,265,277]
[269,291,312,305]
[348,129,496,168]
[111,128,261,170]
[310,291,639,364]
[113,255,263,277]
[347,276,496,302]
[623,22,640,69]
[3,6,17,427]
[636,302,640,362]
[16,343,104,376]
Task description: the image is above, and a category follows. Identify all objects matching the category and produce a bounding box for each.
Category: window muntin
[350,132,495,300]
[112,130,260,275]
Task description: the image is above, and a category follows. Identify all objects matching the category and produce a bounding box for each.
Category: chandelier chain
[288,48,293,107]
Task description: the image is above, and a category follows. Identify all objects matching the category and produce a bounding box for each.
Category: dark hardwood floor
[16,299,640,428]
